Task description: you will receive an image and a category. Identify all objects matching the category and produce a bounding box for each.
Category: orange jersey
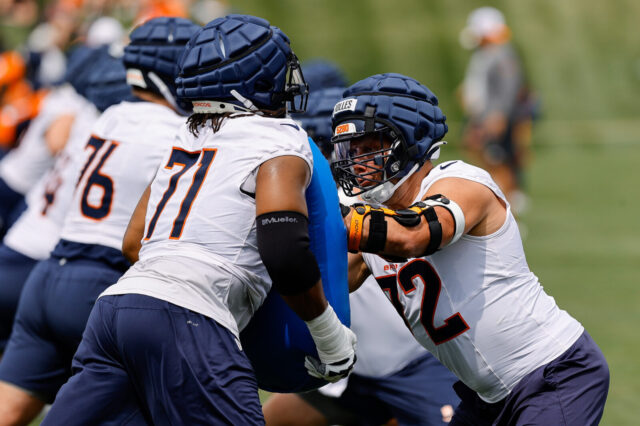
[0,82,48,148]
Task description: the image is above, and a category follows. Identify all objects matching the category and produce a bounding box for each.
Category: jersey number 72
[376,258,470,345]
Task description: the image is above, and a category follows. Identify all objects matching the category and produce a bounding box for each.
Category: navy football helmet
[85,54,135,112]
[64,45,109,98]
[123,17,200,114]
[331,73,448,203]
[176,14,308,115]
[302,60,348,92]
[293,87,345,159]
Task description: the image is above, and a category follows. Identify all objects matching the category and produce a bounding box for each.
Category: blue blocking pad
[240,138,350,393]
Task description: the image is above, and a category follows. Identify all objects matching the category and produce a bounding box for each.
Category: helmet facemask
[276,53,309,114]
[332,125,406,199]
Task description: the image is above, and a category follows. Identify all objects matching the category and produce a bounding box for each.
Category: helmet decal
[333,98,358,115]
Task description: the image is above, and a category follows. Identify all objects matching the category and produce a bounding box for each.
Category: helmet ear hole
[414,126,426,142]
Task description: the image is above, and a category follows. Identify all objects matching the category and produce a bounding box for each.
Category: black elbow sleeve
[256,211,321,296]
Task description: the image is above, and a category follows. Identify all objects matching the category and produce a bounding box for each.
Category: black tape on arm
[256,211,321,296]
[364,209,387,253]
[422,208,442,255]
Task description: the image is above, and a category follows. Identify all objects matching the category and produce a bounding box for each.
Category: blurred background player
[265,84,459,426]
[0,57,81,238]
[0,50,47,159]
[298,59,348,156]
[333,73,608,425]
[302,59,348,93]
[0,44,106,353]
[0,17,199,425]
[0,16,124,238]
[458,6,538,214]
[44,14,356,425]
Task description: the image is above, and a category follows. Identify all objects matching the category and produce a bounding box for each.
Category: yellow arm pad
[346,194,463,255]
[347,204,420,252]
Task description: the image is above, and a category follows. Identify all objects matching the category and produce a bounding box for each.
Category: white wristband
[305,305,350,363]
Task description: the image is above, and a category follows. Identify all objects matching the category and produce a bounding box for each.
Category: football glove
[305,351,357,383]
[304,305,357,383]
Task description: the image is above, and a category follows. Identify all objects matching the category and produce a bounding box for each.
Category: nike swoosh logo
[280,123,300,131]
[439,161,458,170]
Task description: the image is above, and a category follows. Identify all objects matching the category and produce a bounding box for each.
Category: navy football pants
[0,177,25,238]
[0,255,123,402]
[450,331,609,426]
[0,244,38,351]
[43,294,265,425]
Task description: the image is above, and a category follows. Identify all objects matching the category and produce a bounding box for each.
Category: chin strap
[360,141,447,204]
[230,89,261,113]
[361,163,420,204]
[147,71,186,115]
[126,68,188,116]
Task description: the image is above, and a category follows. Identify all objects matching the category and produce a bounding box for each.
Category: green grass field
[514,127,640,426]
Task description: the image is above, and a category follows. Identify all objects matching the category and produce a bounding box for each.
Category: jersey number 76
[76,136,118,221]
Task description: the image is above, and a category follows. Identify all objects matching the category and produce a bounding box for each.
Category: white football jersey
[0,85,86,194]
[59,101,185,250]
[362,160,583,403]
[350,276,428,377]
[4,101,99,259]
[102,114,313,338]
[337,190,429,378]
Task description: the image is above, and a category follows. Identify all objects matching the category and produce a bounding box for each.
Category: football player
[0,63,84,238]
[0,45,106,352]
[333,73,609,425]
[0,17,200,425]
[0,17,124,238]
[302,59,348,93]
[44,14,356,425]
[266,86,459,426]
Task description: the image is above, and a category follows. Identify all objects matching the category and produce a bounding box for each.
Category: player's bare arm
[44,114,75,155]
[428,177,507,237]
[122,185,150,263]
[343,176,506,259]
[256,154,356,382]
[347,252,371,293]
[255,155,327,320]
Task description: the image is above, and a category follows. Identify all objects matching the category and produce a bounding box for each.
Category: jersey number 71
[145,147,217,240]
